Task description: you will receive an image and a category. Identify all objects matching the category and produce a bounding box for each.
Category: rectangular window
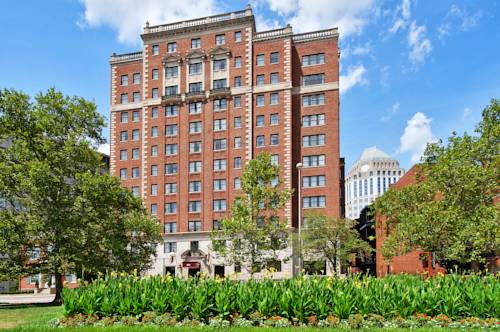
[256,95,264,107]
[133,73,141,84]
[213,159,227,171]
[234,76,242,87]
[132,111,140,122]
[270,93,279,105]
[302,93,325,106]
[213,59,227,71]
[302,53,325,66]
[302,114,325,127]
[214,139,227,151]
[152,68,159,80]
[270,134,279,145]
[302,134,326,147]
[165,182,177,195]
[165,144,178,156]
[120,149,127,161]
[191,38,201,49]
[256,115,265,127]
[165,124,178,136]
[234,56,242,68]
[151,107,158,118]
[213,98,227,111]
[133,92,141,102]
[132,129,140,141]
[303,196,326,208]
[234,157,241,169]
[213,79,227,89]
[234,96,241,107]
[151,203,158,215]
[213,179,227,191]
[164,222,177,233]
[213,118,227,131]
[303,73,325,86]
[234,116,241,128]
[188,221,202,231]
[151,184,158,196]
[234,136,241,148]
[165,104,178,117]
[270,72,279,84]
[189,201,202,213]
[166,66,178,78]
[151,145,158,157]
[213,199,227,211]
[303,175,326,188]
[119,168,127,180]
[151,165,158,176]
[120,131,128,141]
[167,42,177,53]
[189,82,202,93]
[189,161,202,173]
[120,75,128,86]
[151,88,159,99]
[131,167,140,178]
[234,177,241,189]
[120,112,128,123]
[188,101,202,114]
[302,155,326,167]
[164,242,177,253]
[215,34,225,45]
[271,154,279,165]
[189,121,202,133]
[120,93,128,104]
[189,141,202,153]
[256,74,265,85]
[165,202,177,214]
[256,54,264,66]
[131,186,140,197]
[132,148,139,160]
[152,44,159,55]
[270,52,279,64]
[165,85,178,96]
[189,180,202,193]
[256,135,265,147]
[235,31,242,42]
[165,163,178,174]
[270,113,279,125]
[189,62,202,75]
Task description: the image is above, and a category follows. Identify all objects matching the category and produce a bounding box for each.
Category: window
[165,202,177,214]
[132,186,140,197]
[213,59,227,71]
[234,157,242,169]
[165,143,178,156]
[303,93,325,106]
[213,199,227,211]
[167,42,177,53]
[213,98,227,111]
[189,141,202,153]
[213,179,226,191]
[165,104,178,117]
[234,56,242,68]
[234,116,241,128]
[132,111,140,122]
[119,168,127,180]
[189,221,202,231]
[165,182,177,195]
[234,76,242,87]
[191,38,201,49]
[189,62,202,75]
[214,118,227,131]
[166,66,178,78]
[256,135,265,147]
[151,107,158,119]
[150,126,158,137]
[271,154,279,165]
[189,181,201,193]
[270,72,279,84]
[151,203,158,216]
[302,134,325,147]
[302,53,325,66]
[256,95,264,107]
[270,134,279,145]
[164,222,177,233]
[303,196,326,208]
[189,82,202,93]
[235,31,242,42]
[152,44,159,55]
[133,92,141,102]
[189,201,202,213]
[270,93,279,105]
[234,96,241,107]
[234,136,241,148]
[256,74,265,85]
[165,85,178,96]
[165,163,177,174]
[270,113,279,125]
[151,184,158,196]
[121,75,128,86]
[152,68,159,80]
[215,34,225,45]
[270,52,279,64]
[214,139,227,151]
[165,124,178,136]
[120,93,128,104]
[213,159,227,171]
[213,79,227,89]
[120,149,127,161]
[132,129,140,141]
[189,121,202,133]
[234,177,241,189]
[302,154,325,167]
[256,115,264,127]
[151,145,158,156]
[303,175,326,188]
[189,102,202,114]
[120,131,128,141]
[164,242,177,253]
[133,73,141,84]
[189,161,202,173]
[132,148,140,160]
[303,73,325,86]
[256,54,264,66]
[302,114,325,127]
[120,112,128,123]
[213,220,221,230]
[151,165,158,176]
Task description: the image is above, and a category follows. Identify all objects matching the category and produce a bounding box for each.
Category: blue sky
[0,0,499,170]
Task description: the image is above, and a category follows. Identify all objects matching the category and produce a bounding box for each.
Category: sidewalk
[0,293,55,305]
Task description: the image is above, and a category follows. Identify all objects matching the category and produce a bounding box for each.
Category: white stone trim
[109,112,116,175]
[283,37,293,223]
[244,27,253,162]
[292,82,339,95]
[253,82,292,94]
[111,65,117,106]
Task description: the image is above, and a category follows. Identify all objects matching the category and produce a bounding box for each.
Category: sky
[0,0,499,170]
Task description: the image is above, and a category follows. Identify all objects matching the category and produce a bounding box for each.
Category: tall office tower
[345,146,405,219]
[109,5,340,278]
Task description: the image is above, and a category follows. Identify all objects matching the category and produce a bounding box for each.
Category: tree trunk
[51,269,64,305]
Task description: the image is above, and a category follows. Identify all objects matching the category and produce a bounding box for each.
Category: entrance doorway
[188,268,200,277]
[214,265,225,278]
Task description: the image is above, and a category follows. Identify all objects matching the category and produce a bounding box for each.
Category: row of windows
[302,114,325,127]
[150,199,227,216]
[120,73,141,86]
[302,175,326,188]
[302,134,326,147]
[350,169,402,180]
[256,134,279,147]
[255,73,279,85]
[348,176,400,199]
[150,179,240,196]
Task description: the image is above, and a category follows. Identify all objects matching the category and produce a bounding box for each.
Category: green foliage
[62,274,500,322]
[375,99,500,265]
[302,212,372,275]
[211,152,292,274]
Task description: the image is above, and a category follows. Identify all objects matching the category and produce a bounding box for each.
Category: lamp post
[296,162,303,274]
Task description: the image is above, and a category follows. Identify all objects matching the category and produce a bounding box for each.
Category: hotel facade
[109,6,341,278]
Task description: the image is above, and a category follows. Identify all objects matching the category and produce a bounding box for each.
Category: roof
[356,146,392,164]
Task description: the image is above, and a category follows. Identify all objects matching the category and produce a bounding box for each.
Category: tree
[0,88,160,303]
[375,99,500,268]
[211,152,292,274]
[301,212,372,275]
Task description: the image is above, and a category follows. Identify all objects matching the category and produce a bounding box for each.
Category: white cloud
[339,65,368,94]
[254,14,282,31]
[399,112,435,163]
[379,65,390,87]
[407,21,432,64]
[389,0,411,33]
[97,143,110,155]
[438,4,482,39]
[262,0,298,16]
[381,101,400,122]
[78,0,218,44]
[463,107,471,119]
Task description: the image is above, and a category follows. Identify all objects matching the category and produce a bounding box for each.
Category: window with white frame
[234,136,241,148]
[164,222,177,233]
[165,183,177,195]
[165,124,178,136]
[119,168,127,180]
[302,93,325,106]
[120,93,128,104]
[189,82,202,92]
[270,72,279,84]
[189,141,202,153]
[302,114,325,127]
[256,54,264,66]
[270,134,279,145]
[303,175,326,188]
[270,113,279,125]
[213,199,227,211]
[166,66,178,78]
[189,121,202,133]
[132,186,140,197]
[151,184,158,196]
[302,53,325,66]
[234,177,241,189]
[164,242,177,253]
[191,38,201,49]
[235,31,242,42]
[189,161,202,173]
[213,138,227,151]
[271,154,279,165]
[213,158,227,171]
[213,118,227,131]
[165,85,178,96]
[256,135,265,147]
[302,134,325,147]
[120,112,128,123]
[133,73,141,84]
[165,202,177,214]
[213,179,227,191]
[151,126,159,137]
[234,56,242,68]
[234,157,241,169]
[234,116,241,128]
[215,34,225,45]
[189,180,201,193]
[303,154,326,167]
[256,95,264,106]
[132,111,140,122]
[165,163,178,174]
[303,196,326,208]
[303,73,325,86]
[256,74,265,85]
[270,52,279,64]
[189,220,202,231]
[151,203,158,215]
[120,149,127,160]
[165,105,178,117]
[152,68,159,80]
[213,98,227,111]
[167,42,177,53]
[256,115,264,127]
[133,92,141,102]
[270,93,279,105]
[151,165,158,176]
[213,59,227,71]
[132,148,139,160]
[189,62,202,75]
[213,78,227,89]
[151,145,158,156]
[152,44,159,55]
[165,144,178,156]
[120,75,128,86]
[120,131,128,141]
[189,201,202,213]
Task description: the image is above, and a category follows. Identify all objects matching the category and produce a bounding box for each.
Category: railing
[254,26,292,41]
[161,94,182,103]
[110,51,143,63]
[210,87,231,97]
[185,91,206,100]
[293,28,338,42]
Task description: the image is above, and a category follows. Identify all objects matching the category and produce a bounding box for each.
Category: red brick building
[109,6,341,278]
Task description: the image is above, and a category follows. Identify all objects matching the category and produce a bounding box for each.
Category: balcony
[209,87,231,99]
[162,93,182,104]
[185,90,206,102]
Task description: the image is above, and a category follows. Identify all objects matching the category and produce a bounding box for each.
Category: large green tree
[0,88,160,303]
[375,99,500,268]
[211,152,292,274]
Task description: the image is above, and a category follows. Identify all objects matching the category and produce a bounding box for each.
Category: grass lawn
[0,306,487,331]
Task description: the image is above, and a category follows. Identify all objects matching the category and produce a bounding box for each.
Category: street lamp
[296,162,303,274]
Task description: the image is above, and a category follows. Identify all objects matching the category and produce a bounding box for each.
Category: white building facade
[345,147,405,219]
